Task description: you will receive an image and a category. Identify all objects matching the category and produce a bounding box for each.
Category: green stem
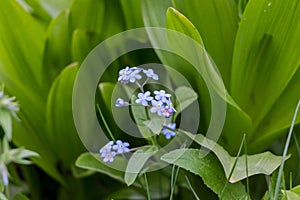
[5,185,9,199]
[244,134,250,199]
[144,173,151,200]
[97,104,115,141]
[185,175,200,200]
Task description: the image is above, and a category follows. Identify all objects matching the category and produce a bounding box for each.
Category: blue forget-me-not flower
[143,69,159,80]
[150,100,163,116]
[118,66,132,84]
[115,98,128,107]
[99,140,130,163]
[128,67,142,83]
[136,91,153,106]
[113,140,130,153]
[162,123,176,140]
[154,90,171,103]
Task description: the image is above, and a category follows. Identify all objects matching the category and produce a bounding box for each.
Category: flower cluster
[136,90,176,118]
[99,140,130,163]
[118,66,159,85]
[99,66,178,163]
[116,66,176,119]
[116,66,178,139]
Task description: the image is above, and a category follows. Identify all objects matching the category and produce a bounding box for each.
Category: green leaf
[46,63,85,168]
[144,2,252,152]
[172,0,238,88]
[0,0,46,91]
[22,0,52,22]
[100,1,125,39]
[69,0,104,34]
[250,68,300,151]
[292,186,300,195]
[75,152,126,183]
[125,146,158,186]
[0,0,64,184]
[43,9,71,84]
[161,149,248,199]
[71,29,102,64]
[142,0,171,28]
[0,111,12,141]
[283,191,300,200]
[230,0,300,142]
[166,7,203,45]
[143,117,165,135]
[181,130,287,182]
[165,5,250,153]
[12,193,30,200]
[174,86,198,119]
[120,0,144,29]
[71,164,95,179]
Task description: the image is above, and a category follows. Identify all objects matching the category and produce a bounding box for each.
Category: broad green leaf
[237,0,249,19]
[143,117,165,135]
[125,146,158,186]
[161,149,248,199]
[231,0,300,138]
[75,152,126,183]
[165,5,251,153]
[100,1,125,40]
[283,191,300,200]
[69,0,104,34]
[46,63,85,168]
[0,111,12,141]
[181,130,287,182]
[43,9,71,84]
[0,0,45,90]
[174,86,198,119]
[71,164,95,179]
[142,0,171,28]
[142,1,202,101]
[71,29,101,64]
[144,3,252,152]
[249,68,300,151]
[12,193,29,200]
[166,7,203,45]
[292,186,300,195]
[22,0,52,22]
[30,0,72,17]
[120,0,144,29]
[0,0,64,184]
[172,0,238,87]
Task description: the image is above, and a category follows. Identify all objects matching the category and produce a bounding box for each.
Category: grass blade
[220,134,246,198]
[274,100,300,200]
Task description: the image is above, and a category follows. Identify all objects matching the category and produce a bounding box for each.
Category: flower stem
[135,81,144,93]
